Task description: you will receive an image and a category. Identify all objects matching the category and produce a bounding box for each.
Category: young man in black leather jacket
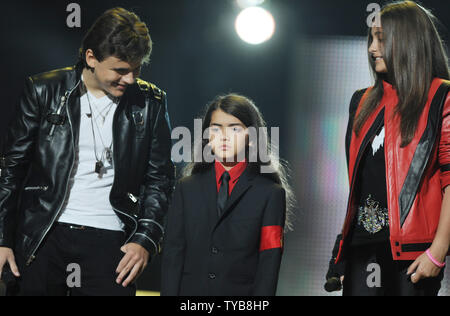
[0,7,174,296]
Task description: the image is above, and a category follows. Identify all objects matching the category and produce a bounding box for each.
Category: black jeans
[343,242,444,296]
[15,223,136,296]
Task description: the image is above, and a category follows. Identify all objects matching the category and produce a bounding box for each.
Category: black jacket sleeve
[325,89,368,290]
[253,185,286,296]
[345,88,367,169]
[325,234,345,278]
[160,181,185,296]
[0,77,40,248]
[130,91,175,256]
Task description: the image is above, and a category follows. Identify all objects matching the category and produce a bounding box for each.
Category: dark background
[2,0,447,153]
[0,0,448,293]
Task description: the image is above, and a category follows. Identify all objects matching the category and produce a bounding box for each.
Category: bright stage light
[235,7,275,45]
[236,0,265,8]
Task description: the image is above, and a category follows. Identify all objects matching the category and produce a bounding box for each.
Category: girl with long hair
[161,94,294,296]
[327,1,450,296]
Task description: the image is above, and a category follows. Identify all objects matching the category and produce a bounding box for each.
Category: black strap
[399,81,450,227]
[346,89,368,169]
[441,164,450,173]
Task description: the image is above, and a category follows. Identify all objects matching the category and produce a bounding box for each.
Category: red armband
[259,225,283,252]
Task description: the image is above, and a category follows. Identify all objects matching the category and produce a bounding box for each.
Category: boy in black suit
[161,94,294,296]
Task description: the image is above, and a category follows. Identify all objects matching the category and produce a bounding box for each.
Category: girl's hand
[406,248,445,284]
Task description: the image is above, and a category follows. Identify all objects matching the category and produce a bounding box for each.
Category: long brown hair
[183,94,296,231]
[354,1,450,147]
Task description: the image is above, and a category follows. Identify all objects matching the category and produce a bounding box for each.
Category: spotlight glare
[236,0,265,8]
[235,7,275,45]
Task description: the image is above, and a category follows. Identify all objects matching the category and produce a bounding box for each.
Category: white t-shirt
[57,83,124,231]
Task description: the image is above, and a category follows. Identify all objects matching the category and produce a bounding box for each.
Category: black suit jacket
[161,165,286,296]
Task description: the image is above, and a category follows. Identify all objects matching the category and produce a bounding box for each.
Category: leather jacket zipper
[27,80,81,266]
[110,106,138,244]
[24,186,48,191]
[48,91,71,137]
[127,192,138,203]
[112,207,138,244]
[126,193,161,253]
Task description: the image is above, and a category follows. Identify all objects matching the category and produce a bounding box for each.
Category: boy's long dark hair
[354,1,450,147]
[79,7,152,68]
[183,94,295,231]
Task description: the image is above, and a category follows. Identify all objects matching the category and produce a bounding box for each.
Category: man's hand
[0,247,20,281]
[115,243,149,287]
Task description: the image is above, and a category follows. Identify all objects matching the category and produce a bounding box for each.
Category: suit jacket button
[209,273,216,280]
[212,247,219,254]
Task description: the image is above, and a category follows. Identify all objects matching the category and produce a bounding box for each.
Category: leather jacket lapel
[398,82,450,226]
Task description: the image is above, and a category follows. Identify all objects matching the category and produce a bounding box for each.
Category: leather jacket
[0,63,175,265]
[336,78,450,263]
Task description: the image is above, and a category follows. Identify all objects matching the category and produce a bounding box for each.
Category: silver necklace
[86,91,114,178]
[90,97,115,125]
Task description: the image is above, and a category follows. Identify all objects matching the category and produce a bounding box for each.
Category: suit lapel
[199,166,219,232]
[213,167,254,232]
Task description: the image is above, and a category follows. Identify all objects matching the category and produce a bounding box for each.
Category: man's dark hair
[79,7,152,68]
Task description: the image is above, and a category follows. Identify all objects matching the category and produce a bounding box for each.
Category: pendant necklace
[86,91,114,178]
